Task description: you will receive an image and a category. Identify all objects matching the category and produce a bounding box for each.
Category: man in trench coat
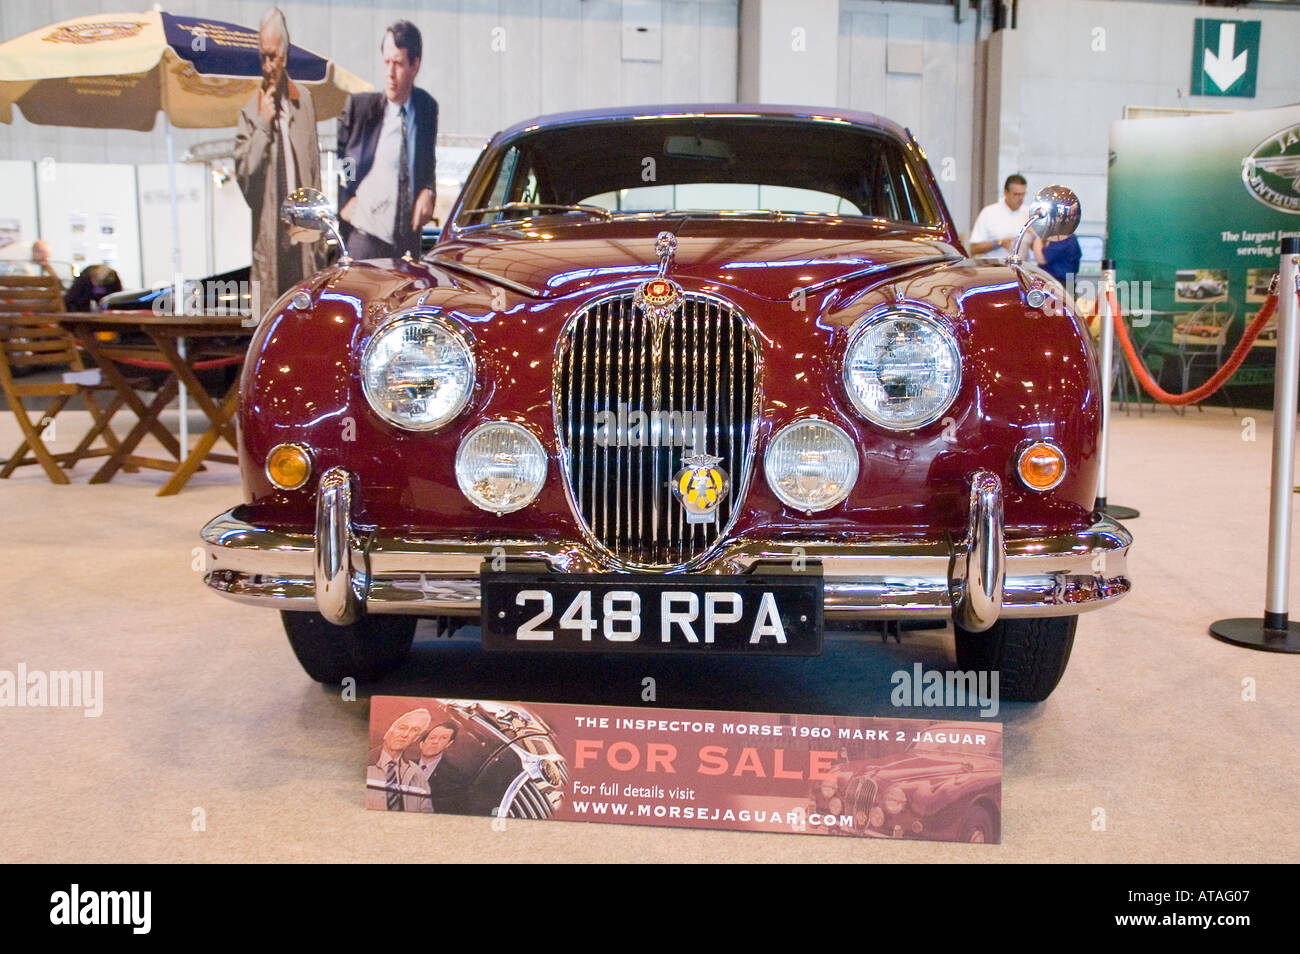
[234,8,324,315]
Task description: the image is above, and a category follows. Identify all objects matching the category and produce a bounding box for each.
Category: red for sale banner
[367,697,1002,844]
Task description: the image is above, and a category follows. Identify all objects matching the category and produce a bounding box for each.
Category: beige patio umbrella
[0,8,370,450]
[0,9,368,128]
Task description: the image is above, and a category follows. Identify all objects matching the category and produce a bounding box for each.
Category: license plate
[481,570,823,655]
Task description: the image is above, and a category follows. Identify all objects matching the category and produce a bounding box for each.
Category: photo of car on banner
[833,722,1002,842]
[200,104,1132,702]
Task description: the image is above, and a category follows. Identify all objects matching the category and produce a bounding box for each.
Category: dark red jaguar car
[201,104,1131,700]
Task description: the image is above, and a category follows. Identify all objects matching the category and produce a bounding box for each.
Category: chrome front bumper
[202,467,1132,630]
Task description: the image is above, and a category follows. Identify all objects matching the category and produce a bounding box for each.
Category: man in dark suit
[416,721,469,813]
[336,20,437,260]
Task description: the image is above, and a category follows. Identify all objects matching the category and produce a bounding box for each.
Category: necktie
[395,104,411,248]
[385,760,403,811]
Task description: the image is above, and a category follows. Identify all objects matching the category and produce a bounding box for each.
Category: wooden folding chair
[0,274,125,484]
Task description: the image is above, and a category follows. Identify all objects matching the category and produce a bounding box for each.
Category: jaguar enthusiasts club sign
[367,696,1003,844]
[1107,101,1300,398]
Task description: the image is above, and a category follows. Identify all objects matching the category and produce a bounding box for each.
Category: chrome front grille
[844,776,877,818]
[507,779,556,819]
[556,291,761,569]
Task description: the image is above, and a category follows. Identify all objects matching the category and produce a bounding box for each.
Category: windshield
[456,116,943,229]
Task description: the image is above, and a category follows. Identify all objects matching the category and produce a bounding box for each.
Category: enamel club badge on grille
[674,453,730,523]
[636,278,680,310]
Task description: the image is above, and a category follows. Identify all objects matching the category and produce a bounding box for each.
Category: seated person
[64,264,122,312]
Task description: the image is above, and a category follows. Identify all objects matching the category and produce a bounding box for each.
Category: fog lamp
[456,421,546,514]
[763,418,858,512]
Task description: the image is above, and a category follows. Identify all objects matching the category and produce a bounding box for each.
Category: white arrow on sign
[1204,22,1248,92]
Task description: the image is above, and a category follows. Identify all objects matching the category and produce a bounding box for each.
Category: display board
[0,160,39,263]
[35,161,143,289]
[136,162,210,290]
[1107,103,1300,403]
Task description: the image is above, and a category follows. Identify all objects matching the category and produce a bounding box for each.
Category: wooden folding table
[62,312,252,495]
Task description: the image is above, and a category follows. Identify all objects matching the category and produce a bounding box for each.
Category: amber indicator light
[266,443,312,490]
[1017,441,1066,491]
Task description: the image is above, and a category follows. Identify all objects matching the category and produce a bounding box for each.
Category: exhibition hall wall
[2,0,1299,268]
[999,0,1300,240]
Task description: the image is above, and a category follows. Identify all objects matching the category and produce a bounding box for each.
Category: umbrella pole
[167,124,188,454]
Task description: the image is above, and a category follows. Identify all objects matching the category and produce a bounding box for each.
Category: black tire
[426,616,469,638]
[953,616,1077,702]
[280,611,416,684]
[958,804,998,844]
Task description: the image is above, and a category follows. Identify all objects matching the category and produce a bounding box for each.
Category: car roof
[494,103,913,143]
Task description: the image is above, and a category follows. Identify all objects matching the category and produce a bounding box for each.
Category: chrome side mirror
[280,187,349,262]
[1028,185,1081,239]
[1008,185,1080,265]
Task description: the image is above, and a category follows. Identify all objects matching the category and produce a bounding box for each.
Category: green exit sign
[1191,19,1260,97]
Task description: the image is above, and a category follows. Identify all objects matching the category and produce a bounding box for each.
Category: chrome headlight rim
[762,416,860,513]
[841,305,962,432]
[455,419,547,515]
[360,309,476,433]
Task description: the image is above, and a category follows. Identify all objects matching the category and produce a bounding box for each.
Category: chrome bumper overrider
[202,467,1131,629]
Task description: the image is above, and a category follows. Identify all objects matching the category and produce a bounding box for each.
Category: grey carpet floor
[0,403,1296,862]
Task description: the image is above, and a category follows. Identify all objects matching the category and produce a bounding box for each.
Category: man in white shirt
[337,21,438,260]
[969,175,1029,261]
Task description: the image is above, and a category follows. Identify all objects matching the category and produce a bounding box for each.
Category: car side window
[481,146,521,221]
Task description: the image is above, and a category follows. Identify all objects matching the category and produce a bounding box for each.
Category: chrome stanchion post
[1095,258,1140,519]
[1210,237,1300,651]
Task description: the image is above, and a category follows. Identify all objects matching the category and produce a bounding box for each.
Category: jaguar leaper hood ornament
[634,231,685,373]
[654,230,677,276]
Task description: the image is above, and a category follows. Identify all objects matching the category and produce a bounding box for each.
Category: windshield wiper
[459,201,612,221]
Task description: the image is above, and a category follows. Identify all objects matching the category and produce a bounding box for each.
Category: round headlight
[883,786,908,814]
[361,315,474,431]
[843,310,960,430]
[763,418,859,512]
[456,421,547,514]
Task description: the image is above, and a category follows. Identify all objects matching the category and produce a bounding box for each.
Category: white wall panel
[0,161,39,258]
[539,0,586,114]
[136,162,210,289]
[37,162,142,288]
[838,1,978,236]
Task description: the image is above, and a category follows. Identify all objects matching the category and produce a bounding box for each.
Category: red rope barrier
[1107,285,1283,406]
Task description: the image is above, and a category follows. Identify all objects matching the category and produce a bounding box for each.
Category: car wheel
[280,611,416,684]
[953,616,1077,702]
[958,804,997,844]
